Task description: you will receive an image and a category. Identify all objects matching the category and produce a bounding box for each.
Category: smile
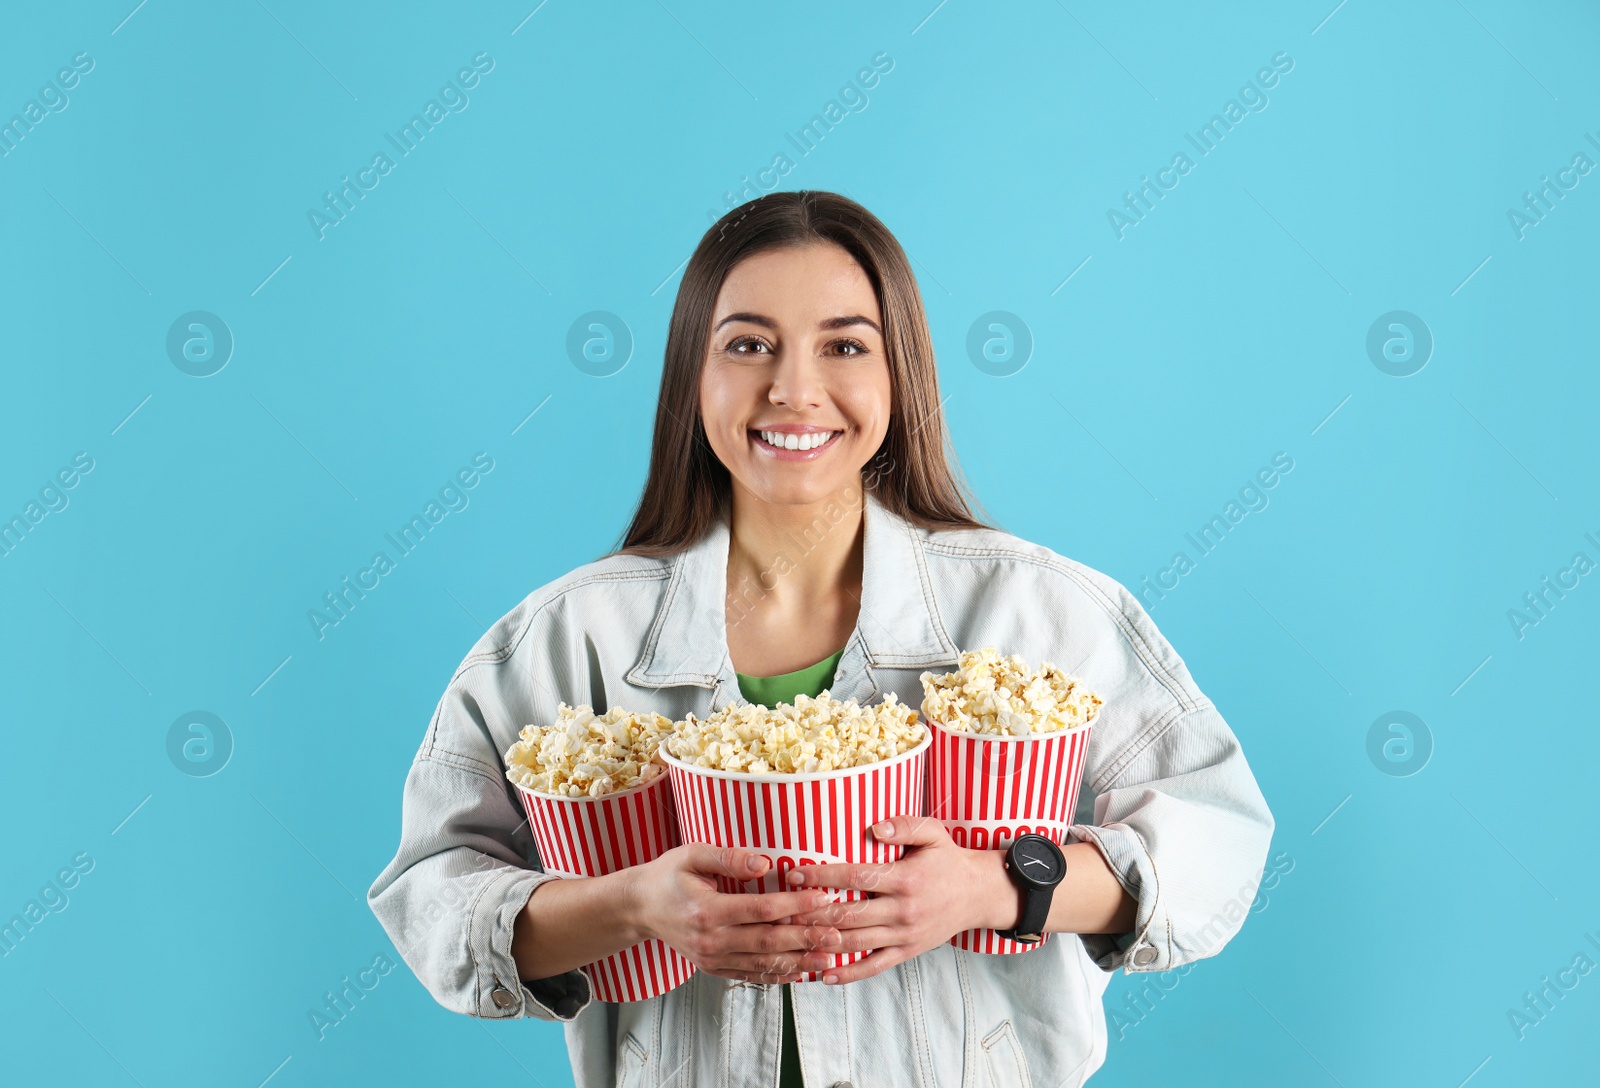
[750,429,843,460]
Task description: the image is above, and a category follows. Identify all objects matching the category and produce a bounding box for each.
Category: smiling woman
[369,190,1274,1088]
[622,193,977,560]
[701,245,889,493]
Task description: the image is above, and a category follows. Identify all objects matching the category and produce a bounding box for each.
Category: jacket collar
[626,488,960,695]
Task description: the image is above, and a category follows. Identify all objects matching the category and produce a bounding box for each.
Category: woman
[368,190,1274,1087]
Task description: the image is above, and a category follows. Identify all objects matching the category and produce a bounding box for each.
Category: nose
[767,346,824,411]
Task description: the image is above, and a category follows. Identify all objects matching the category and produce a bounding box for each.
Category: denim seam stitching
[921,541,1198,712]
[629,552,720,686]
[908,526,959,657]
[770,986,787,1088]
[1072,826,1141,911]
[904,958,938,1088]
[677,976,696,1088]
[425,568,672,756]
[1123,824,1164,971]
[420,743,504,782]
[923,541,1192,700]
[978,1019,1033,1088]
[622,1032,647,1066]
[718,983,734,1088]
[634,552,684,681]
[867,532,958,665]
[954,950,977,1088]
[842,978,857,1087]
[466,866,512,1018]
[1088,701,1194,794]
[454,566,670,672]
[1065,943,1097,1088]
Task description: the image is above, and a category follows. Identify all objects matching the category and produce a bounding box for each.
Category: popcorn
[664,691,925,775]
[504,703,675,798]
[920,647,1102,737]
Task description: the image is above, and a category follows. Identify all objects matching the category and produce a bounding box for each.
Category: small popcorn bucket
[514,773,695,1001]
[660,731,932,982]
[925,715,1096,954]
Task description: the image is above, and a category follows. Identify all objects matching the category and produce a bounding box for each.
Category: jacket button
[490,984,518,1009]
[830,1083,854,1088]
[1130,945,1158,966]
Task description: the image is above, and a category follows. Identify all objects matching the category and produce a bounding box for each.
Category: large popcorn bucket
[660,730,932,982]
[514,773,695,1001]
[926,715,1096,954]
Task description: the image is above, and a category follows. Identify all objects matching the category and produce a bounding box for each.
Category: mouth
[750,428,844,461]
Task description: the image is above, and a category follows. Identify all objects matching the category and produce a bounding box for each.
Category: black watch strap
[1011,876,1049,940]
[1000,881,1053,942]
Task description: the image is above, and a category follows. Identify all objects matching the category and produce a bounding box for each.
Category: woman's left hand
[779,813,1009,984]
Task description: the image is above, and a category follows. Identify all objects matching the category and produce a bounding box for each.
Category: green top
[734,646,845,1088]
[735,649,845,709]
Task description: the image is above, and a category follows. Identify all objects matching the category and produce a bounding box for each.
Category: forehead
[712,243,881,324]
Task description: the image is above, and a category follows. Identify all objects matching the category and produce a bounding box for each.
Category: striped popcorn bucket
[659,730,932,982]
[926,715,1096,954]
[513,773,695,1002]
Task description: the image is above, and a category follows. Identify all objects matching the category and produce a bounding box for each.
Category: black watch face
[1012,835,1062,886]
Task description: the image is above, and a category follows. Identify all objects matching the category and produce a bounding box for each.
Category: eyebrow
[713,312,882,335]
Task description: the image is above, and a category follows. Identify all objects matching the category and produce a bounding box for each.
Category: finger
[822,925,899,955]
[783,861,899,894]
[718,888,835,926]
[712,922,842,956]
[820,944,915,985]
[869,814,952,848]
[685,843,772,881]
[787,898,892,930]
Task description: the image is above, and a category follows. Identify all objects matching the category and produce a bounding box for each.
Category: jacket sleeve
[366,662,593,1022]
[1058,570,1276,975]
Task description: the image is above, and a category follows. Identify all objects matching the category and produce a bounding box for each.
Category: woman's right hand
[626,844,842,984]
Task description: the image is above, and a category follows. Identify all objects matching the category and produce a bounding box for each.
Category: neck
[725,480,866,613]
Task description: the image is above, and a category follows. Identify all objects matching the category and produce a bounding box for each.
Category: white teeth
[758,430,836,451]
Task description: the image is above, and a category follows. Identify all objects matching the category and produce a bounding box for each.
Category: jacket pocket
[980,1019,1033,1088]
[616,1031,648,1088]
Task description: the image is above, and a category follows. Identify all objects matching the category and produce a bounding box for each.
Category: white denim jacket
[368,489,1275,1088]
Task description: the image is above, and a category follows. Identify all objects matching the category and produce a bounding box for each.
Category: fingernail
[823,973,839,985]
[874,820,893,836]
[746,856,762,873]
[786,870,804,885]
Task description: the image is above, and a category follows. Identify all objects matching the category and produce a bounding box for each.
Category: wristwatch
[996,834,1066,943]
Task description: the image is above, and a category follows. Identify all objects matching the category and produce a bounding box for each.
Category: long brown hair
[615,190,991,557]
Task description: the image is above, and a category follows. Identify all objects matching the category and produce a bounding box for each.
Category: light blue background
[2,1,1596,1085]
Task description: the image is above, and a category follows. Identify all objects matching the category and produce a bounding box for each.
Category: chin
[744,472,861,508]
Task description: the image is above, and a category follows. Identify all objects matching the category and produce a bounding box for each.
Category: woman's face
[699,242,892,509]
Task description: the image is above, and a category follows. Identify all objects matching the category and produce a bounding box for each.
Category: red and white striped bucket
[925,716,1095,954]
[514,773,695,1001]
[660,731,931,982]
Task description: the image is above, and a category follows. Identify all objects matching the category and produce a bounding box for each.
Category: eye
[726,335,771,356]
[828,338,869,357]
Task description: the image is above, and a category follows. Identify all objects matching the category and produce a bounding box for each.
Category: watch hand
[1020,856,1048,870]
